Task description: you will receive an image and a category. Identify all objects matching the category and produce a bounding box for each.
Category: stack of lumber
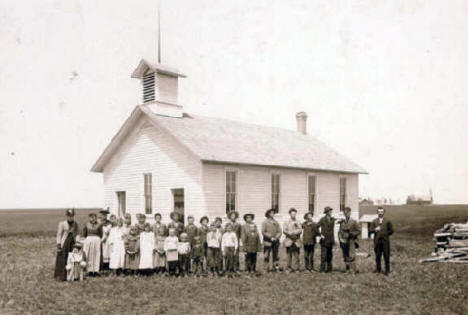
[419,222,468,264]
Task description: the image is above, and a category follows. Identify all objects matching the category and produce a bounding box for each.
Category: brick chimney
[296,112,307,134]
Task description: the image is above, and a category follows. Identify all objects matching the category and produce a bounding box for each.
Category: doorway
[171,188,184,223]
[116,191,126,218]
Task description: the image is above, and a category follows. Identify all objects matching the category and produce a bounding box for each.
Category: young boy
[206,223,222,276]
[178,233,191,277]
[66,242,87,281]
[184,215,199,246]
[222,223,239,277]
[198,216,210,272]
[303,212,320,272]
[226,211,242,272]
[191,235,204,276]
[241,213,262,276]
[164,228,179,276]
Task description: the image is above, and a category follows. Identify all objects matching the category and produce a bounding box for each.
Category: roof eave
[201,159,368,175]
[131,59,187,79]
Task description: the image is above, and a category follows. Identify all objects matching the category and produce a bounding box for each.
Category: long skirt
[102,240,111,264]
[54,233,74,281]
[153,252,166,268]
[83,236,101,273]
[125,253,140,270]
[109,241,126,270]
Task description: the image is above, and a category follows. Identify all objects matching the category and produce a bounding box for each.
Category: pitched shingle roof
[142,106,366,174]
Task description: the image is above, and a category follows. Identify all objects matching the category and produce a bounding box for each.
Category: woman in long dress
[54,208,80,281]
[82,213,103,276]
[109,218,126,274]
[139,223,155,274]
[100,213,112,271]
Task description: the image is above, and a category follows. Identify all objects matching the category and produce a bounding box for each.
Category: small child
[191,235,204,276]
[109,218,126,275]
[222,223,239,277]
[206,223,222,276]
[124,226,140,275]
[66,242,87,281]
[241,213,262,276]
[164,228,179,276]
[122,213,132,236]
[178,233,191,277]
[184,215,199,246]
[153,228,167,275]
[139,223,155,275]
[198,216,210,272]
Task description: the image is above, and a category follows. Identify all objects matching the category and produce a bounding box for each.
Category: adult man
[302,211,320,272]
[370,207,394,275]
[226,210,242,272]
[283,208,302,272]
[338,207,361,274]
[318,206,336,272]
[262,208,282,272]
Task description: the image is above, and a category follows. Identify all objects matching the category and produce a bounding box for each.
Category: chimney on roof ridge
[296,112,307,134]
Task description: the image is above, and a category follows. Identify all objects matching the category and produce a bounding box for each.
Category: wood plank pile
[419,222,468,264]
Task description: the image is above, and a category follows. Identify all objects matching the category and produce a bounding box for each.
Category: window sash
[144,173,152,214]
[340,177,346,211]
[271,174,280,212]
[308,175,316,212]
[226,171,237,212]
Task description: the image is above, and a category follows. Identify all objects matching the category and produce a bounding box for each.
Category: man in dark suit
[369,207,394,275]
[318,206,336,272]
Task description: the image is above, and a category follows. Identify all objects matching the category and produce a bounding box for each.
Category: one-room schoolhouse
[91,59,367,226]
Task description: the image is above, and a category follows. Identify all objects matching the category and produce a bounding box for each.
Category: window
[271,174,280,213]
[308,175,317,212]
[144,173,152,214]
[340,177,346,211]
[142,73,155,103]
[226,171,237,213]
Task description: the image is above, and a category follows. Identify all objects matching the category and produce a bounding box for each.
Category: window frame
[307,174,317,213]
[271,173,281,213]
[339,175,347,212]
[144,173,153,215]
[225,169,238,213]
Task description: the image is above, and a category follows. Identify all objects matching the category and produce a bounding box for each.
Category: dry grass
[0,206,467,315]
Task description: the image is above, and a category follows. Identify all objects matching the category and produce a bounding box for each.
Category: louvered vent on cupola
[142,72,155,103]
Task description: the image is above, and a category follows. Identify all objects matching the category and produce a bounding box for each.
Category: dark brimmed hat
[200,216,209,224]
[304,212,314,220]
[227,211,239,219]
[265,209,275,218]
[243,213,255,221]
[170,212,179,221]
[66,208,75,216]
[99,209,110,215]
[288,208,298,214]
[324,206,333,213]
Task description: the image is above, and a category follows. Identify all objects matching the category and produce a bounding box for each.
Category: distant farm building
[359,198,374,207]
[91,59,367,225]
[406,194,433,205]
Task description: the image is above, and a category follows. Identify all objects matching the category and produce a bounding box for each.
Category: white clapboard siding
[202,162,359,225]
[103,116,205,224]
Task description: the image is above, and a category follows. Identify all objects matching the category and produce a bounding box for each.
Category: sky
[0,0,467,208]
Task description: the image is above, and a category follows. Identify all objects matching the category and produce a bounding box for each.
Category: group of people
[54,206,394,282]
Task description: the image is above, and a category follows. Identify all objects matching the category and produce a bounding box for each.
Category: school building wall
[202,162,360,224]
[102,116,206,223]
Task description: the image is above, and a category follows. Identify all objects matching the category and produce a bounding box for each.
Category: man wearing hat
[241,213,262,275]
[338,207,361,274]
[283,208,302,272]
[262,208,282,272]
[369,207,394,275]
[318,206,336,272]
[168,212,184,239]
[226,211,242,272]
[302,211,320,272]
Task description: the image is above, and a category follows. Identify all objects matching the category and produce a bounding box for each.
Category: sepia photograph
[0,1,467,314]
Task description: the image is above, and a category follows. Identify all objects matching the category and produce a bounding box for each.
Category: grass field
[0,206,467,315]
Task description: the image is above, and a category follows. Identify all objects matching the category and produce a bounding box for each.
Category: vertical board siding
[103,117,205,224]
